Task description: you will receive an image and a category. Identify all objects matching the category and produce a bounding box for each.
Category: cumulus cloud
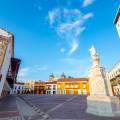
[18,67,30,77]
[48,8,93,55]
[82,0,95,7]
[17,65,48,81]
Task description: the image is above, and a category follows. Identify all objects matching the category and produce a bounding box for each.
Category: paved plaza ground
[0,94,120,120]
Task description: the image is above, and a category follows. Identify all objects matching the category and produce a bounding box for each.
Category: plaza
[1,0,120,120]
[0,94,120,120]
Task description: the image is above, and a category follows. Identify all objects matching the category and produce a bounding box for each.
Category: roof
[15,82,24,85]
[114,6,120,24]
[57,78,89,82]
[34,81,45,84]
[45,81,57,84]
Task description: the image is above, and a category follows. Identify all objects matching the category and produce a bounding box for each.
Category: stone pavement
[19,94,120,120]
[0,95,20,120]
[0,94,120,120]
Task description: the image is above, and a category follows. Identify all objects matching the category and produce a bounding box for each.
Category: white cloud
[60,48,66,53]
[36,66,47,71]
[83,12,93,20]
[68,39,79,55]
[17,65,48,82]
[48,8,60,25]
[48,8,93,55]
[18,67,30,77]
[82,0,95,7]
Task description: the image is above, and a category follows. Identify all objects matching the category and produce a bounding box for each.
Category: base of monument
[86,95,120,117]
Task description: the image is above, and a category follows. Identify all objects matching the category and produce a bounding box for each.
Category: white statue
[89,45,97,57]
[89,45,99,66]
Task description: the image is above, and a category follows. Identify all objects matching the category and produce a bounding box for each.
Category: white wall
[46,84,57,94]
[0,41,11,96]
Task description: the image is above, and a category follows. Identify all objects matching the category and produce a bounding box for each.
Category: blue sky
[0,0,120,81]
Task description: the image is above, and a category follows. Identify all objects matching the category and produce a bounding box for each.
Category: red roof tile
[57,78,89,82]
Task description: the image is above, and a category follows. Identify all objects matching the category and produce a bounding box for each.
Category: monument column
[86,45,120,117]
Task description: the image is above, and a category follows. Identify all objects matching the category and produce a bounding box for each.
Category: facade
[46,81,57,94]
[108,61,120,96]
[13,82,25,94]
[34,81,46,94]
[24,80,35,93]
[25,80,46,94]
[0,28,21,98]
[57,77,89,95]
[114,6,120,37]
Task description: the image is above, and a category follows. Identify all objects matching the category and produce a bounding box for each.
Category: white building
[0,28,21,98]
[46,81,57,94]
[108,61,120,96]
[13,82,25,94]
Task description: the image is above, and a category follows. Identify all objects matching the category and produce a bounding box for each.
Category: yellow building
[57,77,89,95]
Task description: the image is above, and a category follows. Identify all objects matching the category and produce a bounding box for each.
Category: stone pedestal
[87,96,120,117]
[86,46,120,117]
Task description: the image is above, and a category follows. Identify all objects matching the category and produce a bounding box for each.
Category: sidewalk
[0,95,20,119]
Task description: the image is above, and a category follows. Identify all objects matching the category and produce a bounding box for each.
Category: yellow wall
[57,81,90,95]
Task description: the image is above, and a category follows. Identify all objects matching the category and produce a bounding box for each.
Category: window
[70,90,74,94]
[53,85,56,90]
[62,90,66,94]
[71,85,73,88]
[58,85,60,88]
[78,89,82,95]
[75,85,78,88]
[83,84,86,88]
[66,85,69,88]
[83,89,87,95]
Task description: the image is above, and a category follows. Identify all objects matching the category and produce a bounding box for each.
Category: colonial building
[108,61,120,96]
[57,76,89,95]
[34,81,46,94]
[0,28,21,98]
[13,82,25,94]
[25,80,46,94]
[114,6,120,37]
[46,81,57,94]
[24,80,35,93]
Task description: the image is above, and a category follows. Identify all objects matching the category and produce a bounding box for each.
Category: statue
[89,45,100,66]
[89,45,97,56]
[86,45,120,117]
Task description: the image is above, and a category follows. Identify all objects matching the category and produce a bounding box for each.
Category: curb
[18,95,50,120]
